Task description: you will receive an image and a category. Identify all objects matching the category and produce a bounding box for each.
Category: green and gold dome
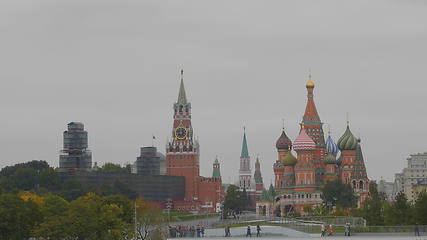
[337,125,358,151]
[282,151,297,166]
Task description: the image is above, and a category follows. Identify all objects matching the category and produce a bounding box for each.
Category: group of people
[320,224,334,237]
[224,224,262,237]
[320,223,351,237]
[168,225,205,238]
[246,225,262,237]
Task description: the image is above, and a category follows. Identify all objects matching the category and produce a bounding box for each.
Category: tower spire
[177,69,187,104]
[241,129,249,158]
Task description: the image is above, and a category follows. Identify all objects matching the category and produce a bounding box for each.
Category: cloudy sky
[1,0,426,184]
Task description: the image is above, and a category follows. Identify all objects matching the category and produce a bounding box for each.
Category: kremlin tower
[239,130,252,190]
[236,129,265,209]
[254,157,264,191]
[166,70,223,213]
[212,157,221,179]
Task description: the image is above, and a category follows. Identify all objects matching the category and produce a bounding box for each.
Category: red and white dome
[293,126,316,151]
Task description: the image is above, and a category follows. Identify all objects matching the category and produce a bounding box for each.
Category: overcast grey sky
[0,0,426,184]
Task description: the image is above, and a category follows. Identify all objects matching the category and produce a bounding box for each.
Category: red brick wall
[166,154,199,201]
[198,178,223,213]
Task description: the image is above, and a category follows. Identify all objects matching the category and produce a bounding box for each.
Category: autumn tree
[0,193,41,240]
[135,198,167,240]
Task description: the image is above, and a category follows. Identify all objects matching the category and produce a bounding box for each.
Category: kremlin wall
[57,71,369,214]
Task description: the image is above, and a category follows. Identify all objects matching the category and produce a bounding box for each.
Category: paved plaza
[168,225,426,240]
[175,238,427,240]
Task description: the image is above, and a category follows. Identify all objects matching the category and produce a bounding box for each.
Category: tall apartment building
[394,152,427,202]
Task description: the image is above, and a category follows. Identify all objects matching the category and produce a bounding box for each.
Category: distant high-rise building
[58,122,92,172]
[393,152,427,201]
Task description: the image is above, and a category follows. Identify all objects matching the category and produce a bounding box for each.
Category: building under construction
[57,122,185,201]
[58,122,92,172]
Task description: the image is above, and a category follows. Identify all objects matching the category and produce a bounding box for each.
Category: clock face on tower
[175,127,187,139]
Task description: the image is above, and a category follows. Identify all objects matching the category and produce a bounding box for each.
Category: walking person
[256,225,261,237]
[196,225,201,238]
[246,225,252,237]
[227,226,231,237]
[415,224,420,237]
[327,224,334,236]
[344,223,349,236]
[321,224,326,237]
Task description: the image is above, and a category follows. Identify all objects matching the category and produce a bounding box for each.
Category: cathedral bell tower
[166,70,200,201]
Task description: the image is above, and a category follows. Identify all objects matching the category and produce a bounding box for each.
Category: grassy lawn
[169,212,220,222]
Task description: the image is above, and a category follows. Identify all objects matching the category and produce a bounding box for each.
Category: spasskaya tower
[166,70,200,202]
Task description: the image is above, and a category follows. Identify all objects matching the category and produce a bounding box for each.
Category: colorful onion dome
[337,125,358,151]
[306,79,315,88]
[325,135,339,156]
[282,151,297,166]
[276,130,292,150]
[324,153,338,164]
[293,125,316,151]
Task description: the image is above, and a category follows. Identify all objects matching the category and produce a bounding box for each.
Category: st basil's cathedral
[257,76,369,216]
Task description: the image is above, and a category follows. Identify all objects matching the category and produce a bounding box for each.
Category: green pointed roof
[177,70,187,105]
[212,158,221,178]
[241,132,249,158]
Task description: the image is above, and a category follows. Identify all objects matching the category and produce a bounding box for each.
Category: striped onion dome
[282,151,297,166]
[337,125,358,151]
[325,135,339,156]
[276,130,292,150]
[293,126,316,151]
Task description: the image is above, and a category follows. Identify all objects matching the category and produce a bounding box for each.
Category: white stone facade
[393,152,427,202]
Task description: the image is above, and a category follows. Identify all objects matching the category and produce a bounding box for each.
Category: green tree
[0,160,49,177]
[12,168,38,190]
[38,168,61,191]
[223,185,246,217]
[104,194,133,223]
[384,191,413,225]
[0,193,41,240]
[66,193,128,240]
[321,179,357,209]
[98,163,128,173]
[362,181,386,225]
[59,179,85,200]
[413,191,427,224]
